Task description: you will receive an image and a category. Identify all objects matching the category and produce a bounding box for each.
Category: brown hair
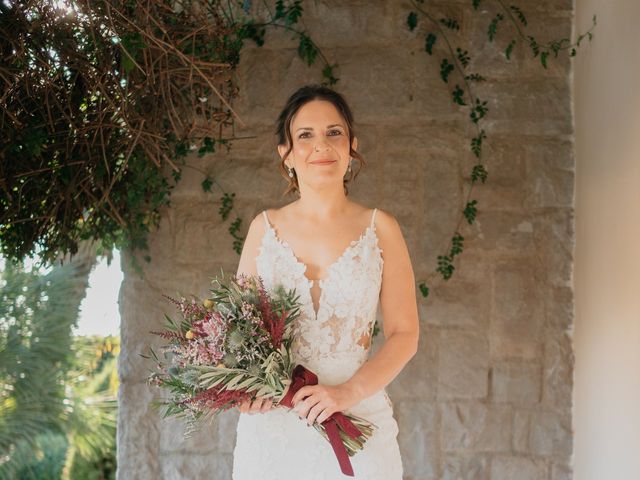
[274,84,365,196]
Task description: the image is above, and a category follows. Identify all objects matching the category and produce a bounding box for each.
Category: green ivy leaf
[470,98,488,123]
[198,137,216,157]
[219,192,235,221]
[509,5,527,26]
[488,13,504,41]
[439,18,460,31]
[407,12,418,31]
[456,47,470,67]
[418,283,430,298]
[472,0,482,10]
[425,33,437,55]
[505,39,516,60]
[437,254,455,280]
[471,164,489,183]
[463,200,478,224]
[201,177,213,193]
[452,85,466,105]
[321,63,339,86]
[470,129,486,158]
[528,35,540,57]
[540,51,548,68]
[465,73,485,82]
[297,33,317,66]
[440,58,454,83]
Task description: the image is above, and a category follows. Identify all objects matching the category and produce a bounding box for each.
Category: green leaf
[440,58,455,83]
[425,33,437,55]
[488,13,504,41]
[456,48,470,67]
[471,163,489,183]
[452,85,466,105]
[297,33,317,66]
[505,39,516,60]
[201,177,213,193]
[465,73,485,82]
[509,5,527,26]
[321,63,339,86]
[472,0,482,10]
[463,200,478,224]
[470,129,486,158]
[470,98,488,123]
[439,18,460,31]
[540,51,548,68]
[407,12,418,31]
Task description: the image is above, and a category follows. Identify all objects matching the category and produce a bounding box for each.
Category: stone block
[514,409,573,458]
[159,451,233,480]
[438,329,490,398]
[490,261,543,360]
[395,400,438,478]
[491,361,542,405]
[490,455,547,480]
[467,210,536,253]
[117,382,162,479]
[541,331,574,409]
[441,453,489,480]
[424,277,490,329]
[532,208,574,287]
[543,284,574,333]
[440,402,512,452]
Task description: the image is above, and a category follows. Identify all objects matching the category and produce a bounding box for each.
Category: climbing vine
[405,0,596,298]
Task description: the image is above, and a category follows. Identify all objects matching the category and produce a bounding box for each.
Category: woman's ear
[277,144,289,167]
[351,136,358,153]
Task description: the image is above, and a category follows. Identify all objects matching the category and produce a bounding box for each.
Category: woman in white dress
[232,84,420,479]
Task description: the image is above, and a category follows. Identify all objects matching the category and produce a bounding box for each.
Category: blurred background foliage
[0,240,118,479]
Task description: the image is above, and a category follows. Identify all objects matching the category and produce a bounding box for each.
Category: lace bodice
[255,208,384,385]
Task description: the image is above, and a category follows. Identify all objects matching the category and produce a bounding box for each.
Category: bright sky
[73,249,122,337]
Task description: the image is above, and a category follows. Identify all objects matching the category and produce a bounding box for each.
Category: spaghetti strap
[370,208,378,229]
[262,210,270,229]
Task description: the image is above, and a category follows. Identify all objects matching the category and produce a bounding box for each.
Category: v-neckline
[263,214,376,321]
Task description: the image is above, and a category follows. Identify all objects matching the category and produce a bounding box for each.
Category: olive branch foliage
[1,0,594,297]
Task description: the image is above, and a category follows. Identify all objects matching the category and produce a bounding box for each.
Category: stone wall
[117,1,575,478]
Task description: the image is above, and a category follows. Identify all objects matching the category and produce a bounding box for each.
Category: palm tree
[0,240,101,478]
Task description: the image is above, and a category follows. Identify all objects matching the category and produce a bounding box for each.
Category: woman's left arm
[292,210,420,424]
[341,209,420,402]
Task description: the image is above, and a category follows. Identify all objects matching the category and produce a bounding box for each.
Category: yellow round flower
[203,299,215,309]
[216,362,226,368]
[185,330,195,340]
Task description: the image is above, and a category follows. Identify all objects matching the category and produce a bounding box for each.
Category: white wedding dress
[232,208,403,479]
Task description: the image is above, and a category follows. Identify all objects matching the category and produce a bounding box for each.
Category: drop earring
[288,165,294,177]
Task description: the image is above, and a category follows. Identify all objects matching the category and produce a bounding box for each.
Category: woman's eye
[298,130,342,139]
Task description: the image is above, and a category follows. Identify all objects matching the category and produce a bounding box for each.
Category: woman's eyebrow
[295,124,344,132]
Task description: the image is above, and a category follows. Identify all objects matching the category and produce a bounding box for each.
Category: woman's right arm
[235,211,274,414]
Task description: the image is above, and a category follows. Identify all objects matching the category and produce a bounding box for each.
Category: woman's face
[279,99,357,190]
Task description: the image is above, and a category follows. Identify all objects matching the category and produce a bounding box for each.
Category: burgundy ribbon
[280,364,363,477]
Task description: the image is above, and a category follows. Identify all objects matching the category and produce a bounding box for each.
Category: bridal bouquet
[144,269,376,476]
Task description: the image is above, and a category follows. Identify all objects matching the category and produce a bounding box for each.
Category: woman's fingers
[238,397,274,414]
[259,398,273,413]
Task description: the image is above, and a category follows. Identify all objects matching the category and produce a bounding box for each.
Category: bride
[231,84,420,479]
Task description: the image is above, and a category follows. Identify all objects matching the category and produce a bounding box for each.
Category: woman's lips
[310,160,336,165]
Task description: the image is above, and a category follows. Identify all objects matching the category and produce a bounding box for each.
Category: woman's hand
[291,383,362,426]
[238,396,274,414]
